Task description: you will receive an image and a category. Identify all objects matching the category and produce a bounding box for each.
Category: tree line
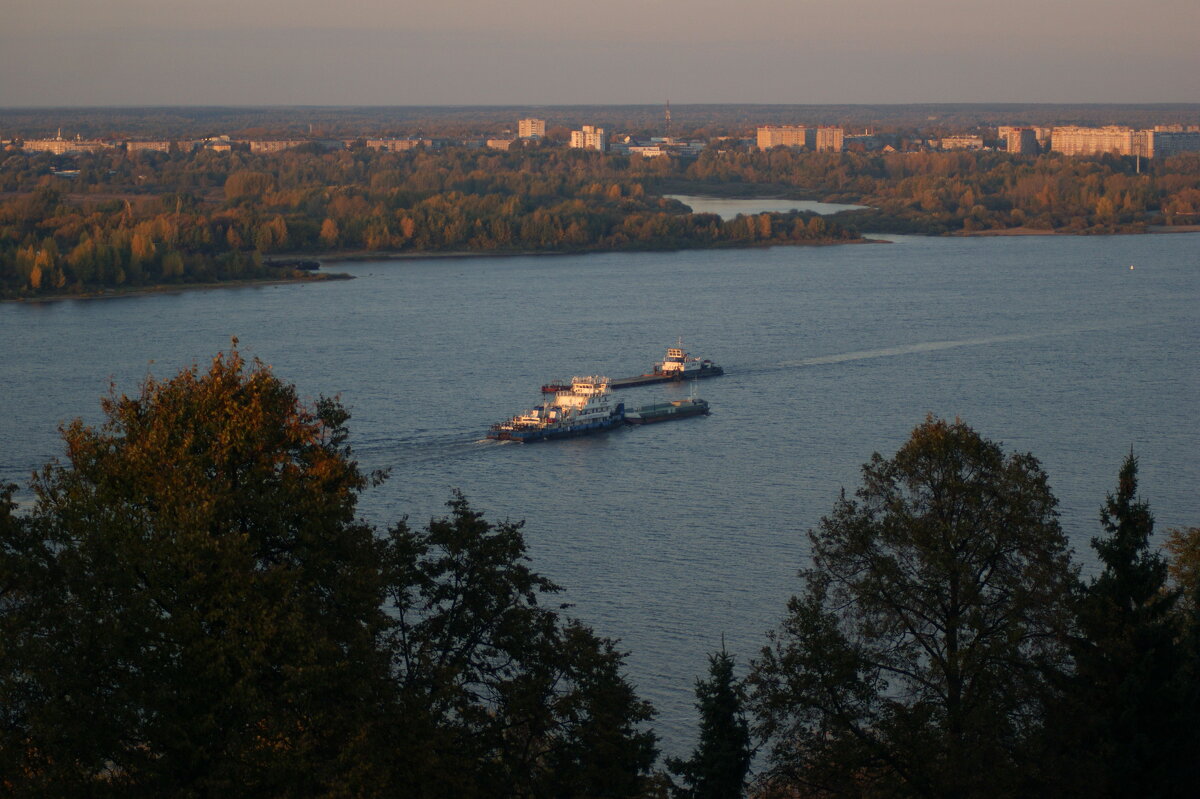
[1,349,1197,797]
[0,146,858,299]
[6,143,1200,299]
[682,147,1200,234]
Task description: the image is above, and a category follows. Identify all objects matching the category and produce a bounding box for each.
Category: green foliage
[750,417,1077,798]
[0,346,658,797]
[2,346,386,795]
[1047,455,1198,797]
[668,647,752,799]
[385,494,659,798]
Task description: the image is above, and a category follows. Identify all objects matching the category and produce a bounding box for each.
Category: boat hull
[610,365,724,390]
[488,411,626,442]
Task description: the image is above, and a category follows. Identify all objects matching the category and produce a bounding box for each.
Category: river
[2,227,1198,756]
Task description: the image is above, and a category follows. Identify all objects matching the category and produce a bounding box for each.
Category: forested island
[3,107,1200,300]
[0,145,860,300]
[2,347,1197,796]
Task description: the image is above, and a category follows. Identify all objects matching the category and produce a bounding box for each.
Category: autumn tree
[751,417,1076,798]
[0,344,390,796]
[0,345,659,797]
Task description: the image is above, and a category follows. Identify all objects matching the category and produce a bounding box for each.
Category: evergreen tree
[1057,454,1195,797]
[668,646,752,799]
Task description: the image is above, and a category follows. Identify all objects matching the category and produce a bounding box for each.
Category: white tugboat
[489,376,625,442]
[609,340,724,389]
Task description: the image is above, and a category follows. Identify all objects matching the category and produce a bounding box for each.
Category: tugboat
[624,396,710,425]
[610,340,724,389]
[489,376,625,442]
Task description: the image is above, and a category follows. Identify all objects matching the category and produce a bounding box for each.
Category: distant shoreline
[1,272,353,305]
[11,222,1197,304]
[950,224,1200,237]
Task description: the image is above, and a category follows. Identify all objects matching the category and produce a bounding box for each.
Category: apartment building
[939,135,984,150]
[757,125,813,149]
[815,126,844,153]
[518,118,545,139]
[569,125,606,151]
[1004,128,1039,155]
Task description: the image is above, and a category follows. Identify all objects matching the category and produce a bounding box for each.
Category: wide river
[2,226,1198,756]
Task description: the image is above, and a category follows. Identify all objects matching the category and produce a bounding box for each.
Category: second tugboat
[610,340,724,389]
[488,376,625,442]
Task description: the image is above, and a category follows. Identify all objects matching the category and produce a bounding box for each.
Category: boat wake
[355,433,503,468]
[740,323,1132,375]
[780,331,1044,368]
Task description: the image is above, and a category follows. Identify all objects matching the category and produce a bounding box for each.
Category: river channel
[2,222,1198,756]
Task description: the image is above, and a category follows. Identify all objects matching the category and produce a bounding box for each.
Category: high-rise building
[815,126,844,153]
[569,125,606,152]
[1143,130,1200,159]
[757,125,813,149]
[1051,126,1140,157]
[1005,128,1039,155]
[518,118,545,139]
[1048,126,1200,159]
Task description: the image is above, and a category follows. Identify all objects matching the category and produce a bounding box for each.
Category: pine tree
[668,646,752,799]
[1063,453,1193,797]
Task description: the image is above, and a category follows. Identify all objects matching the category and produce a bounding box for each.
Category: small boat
[489,376,625,442]
[624,396,710,425]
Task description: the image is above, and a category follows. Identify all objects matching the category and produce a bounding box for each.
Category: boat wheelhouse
[488,376,625,442]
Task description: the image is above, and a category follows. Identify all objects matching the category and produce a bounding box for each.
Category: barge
[489,376,625,442]
[624,397,710,425]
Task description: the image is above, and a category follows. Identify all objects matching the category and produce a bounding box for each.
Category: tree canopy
[0,345,658,798]
[750,417,1077,798]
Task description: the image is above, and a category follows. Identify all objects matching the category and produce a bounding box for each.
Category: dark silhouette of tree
[0,344,658,797]
[668,644,753,799]
[750,417,1076,798]
[1051,455,1198,797]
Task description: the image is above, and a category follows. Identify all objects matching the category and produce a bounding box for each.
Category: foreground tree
[384,494,658,799]
[1051,455,1197,797]
[667,646,752,799]
[0,346,657,797]
[751,417,1076,798]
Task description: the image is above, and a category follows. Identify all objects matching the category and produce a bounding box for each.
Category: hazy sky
[4,0,1199,106]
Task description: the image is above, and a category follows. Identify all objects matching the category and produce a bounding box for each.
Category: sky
[4,0,1199,106]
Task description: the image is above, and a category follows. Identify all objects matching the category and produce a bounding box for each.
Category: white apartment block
[569,125,606,152]
[518,118,546,139]
[1051,126,1142,157]
[757,125,813,149]
[815,126,844,153]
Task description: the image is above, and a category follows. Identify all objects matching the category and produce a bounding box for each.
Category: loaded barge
[541,342,723,393]
[624,397,710,425]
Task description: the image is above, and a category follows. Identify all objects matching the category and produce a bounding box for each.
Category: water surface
[3,233,1198,755]
[667,193,866,219]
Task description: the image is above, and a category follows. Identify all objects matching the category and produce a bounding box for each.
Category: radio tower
[664,100,672,141]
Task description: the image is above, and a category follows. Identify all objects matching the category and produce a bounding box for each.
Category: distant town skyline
[4,0,1199,107]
